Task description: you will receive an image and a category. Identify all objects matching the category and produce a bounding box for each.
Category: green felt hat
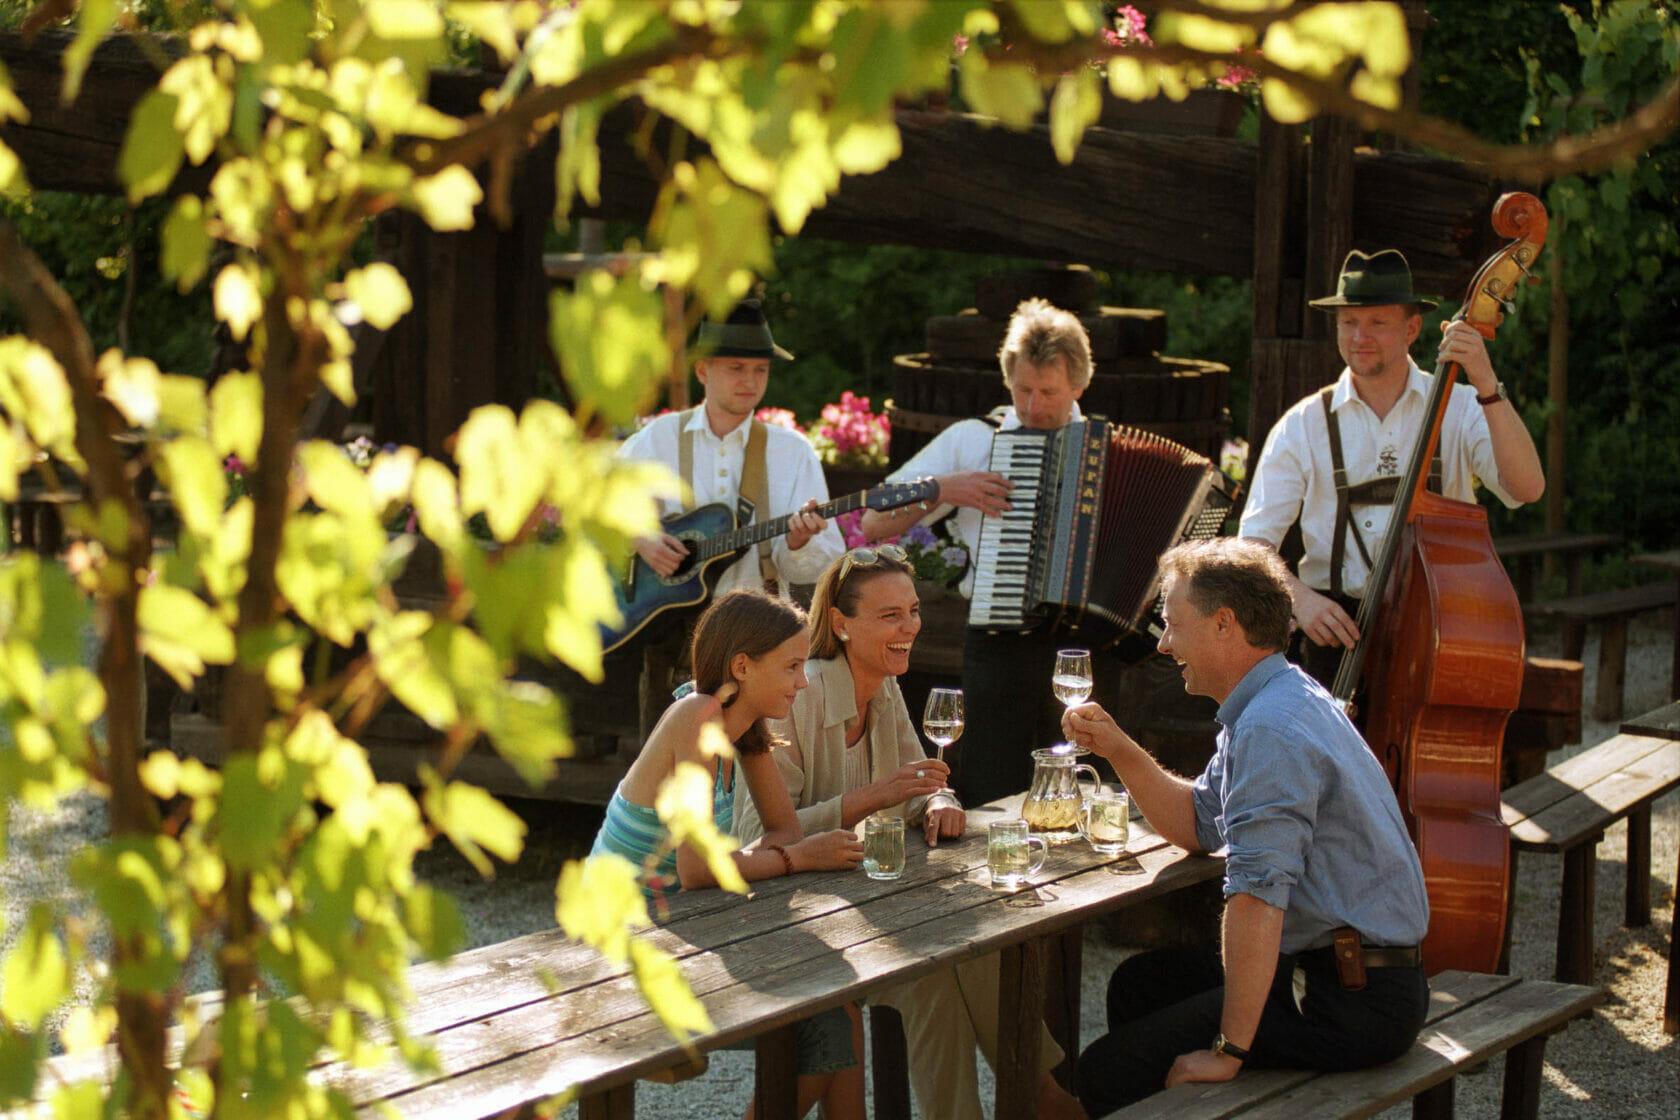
[692,298,794,361]
[1309,249,1438,312]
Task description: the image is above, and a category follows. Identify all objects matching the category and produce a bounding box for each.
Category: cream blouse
[735,655,947,842]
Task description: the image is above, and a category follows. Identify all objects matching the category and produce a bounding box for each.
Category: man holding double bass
[1239,248,1546,688]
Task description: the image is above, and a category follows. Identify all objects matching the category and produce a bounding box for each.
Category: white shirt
[885,404,1084,599]
[1238,360,1519,597]
[618,407,844,595]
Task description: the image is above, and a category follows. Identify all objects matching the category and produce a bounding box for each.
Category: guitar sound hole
[666,543,699,585]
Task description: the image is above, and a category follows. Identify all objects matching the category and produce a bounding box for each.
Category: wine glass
[1053,648,1093,710]
[922,687,964,764]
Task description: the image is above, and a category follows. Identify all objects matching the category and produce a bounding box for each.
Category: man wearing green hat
[619,297,843,734]
[1239,249,1546,685]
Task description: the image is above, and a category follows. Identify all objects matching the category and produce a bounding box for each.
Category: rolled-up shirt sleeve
[1237,412,1309,550]
[770,436,845,586]
[1208,724,1318,911]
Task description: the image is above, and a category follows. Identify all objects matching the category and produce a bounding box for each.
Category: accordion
[969,419,1232,645]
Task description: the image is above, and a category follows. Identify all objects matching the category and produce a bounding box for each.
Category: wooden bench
[1500,732,1679,1031]
[1523,582,1678,720]
[1494,530,1621,604]
[1099,970,1602,1120]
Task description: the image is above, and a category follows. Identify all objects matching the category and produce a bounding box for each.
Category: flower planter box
[909,578,967,676]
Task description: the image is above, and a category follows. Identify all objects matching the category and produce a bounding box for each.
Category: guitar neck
[695,491,867,560]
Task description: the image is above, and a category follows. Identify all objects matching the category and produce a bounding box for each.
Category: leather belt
[1357,945,1421,969]
[1301,942,1421,969]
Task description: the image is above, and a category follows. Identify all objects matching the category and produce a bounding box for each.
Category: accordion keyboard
[968,429,1049,629]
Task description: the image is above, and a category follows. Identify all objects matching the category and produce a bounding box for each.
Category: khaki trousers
[871,953,1064,1120]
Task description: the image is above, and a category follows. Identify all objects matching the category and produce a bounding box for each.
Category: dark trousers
[954,626,1124,808]
[1074,944,1428,1115]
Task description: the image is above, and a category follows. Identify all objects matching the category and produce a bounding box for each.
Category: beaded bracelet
[764,843,794,876]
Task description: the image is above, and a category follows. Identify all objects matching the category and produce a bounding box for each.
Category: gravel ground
[4,610,1676,1117]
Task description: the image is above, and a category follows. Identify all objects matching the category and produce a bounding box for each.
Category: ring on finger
[916,769,925,779]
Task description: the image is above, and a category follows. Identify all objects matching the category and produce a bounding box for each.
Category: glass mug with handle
[862,814,906,881]
[1078,787,1130,855]
[987,818,1048,890]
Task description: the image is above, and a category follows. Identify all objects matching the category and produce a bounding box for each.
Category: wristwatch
[1476,380,1509,406]
[1211,1033,1251,1061]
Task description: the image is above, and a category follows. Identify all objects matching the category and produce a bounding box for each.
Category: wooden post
[1245,112,1352,492]
[372,138,556,458]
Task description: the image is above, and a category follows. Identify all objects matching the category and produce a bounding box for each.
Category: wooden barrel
[925,306,1168,365]
[888,351,1230,466]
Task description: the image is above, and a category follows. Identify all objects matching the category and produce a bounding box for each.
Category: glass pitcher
[1021,743,1101,843]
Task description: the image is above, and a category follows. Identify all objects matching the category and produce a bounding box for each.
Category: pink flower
[809,392,889,469]
[1111,5,1151,47]
[754,407,801,432]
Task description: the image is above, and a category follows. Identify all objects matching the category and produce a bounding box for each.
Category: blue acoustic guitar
[602,477,940,655]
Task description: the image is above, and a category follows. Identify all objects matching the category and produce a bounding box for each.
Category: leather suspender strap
[1322,389,1354,600]
[739,420,778,592]
[676,407,701,512]
[1319,388,1444,598]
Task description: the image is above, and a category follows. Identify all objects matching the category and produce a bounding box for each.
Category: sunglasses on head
[836,544,908,583]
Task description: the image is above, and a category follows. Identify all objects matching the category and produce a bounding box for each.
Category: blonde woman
[738,549,1088,1120]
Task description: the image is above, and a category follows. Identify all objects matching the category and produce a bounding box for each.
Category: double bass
[1331,193,1548,975]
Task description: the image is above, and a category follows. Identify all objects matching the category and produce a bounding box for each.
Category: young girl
[590,589,865,1119]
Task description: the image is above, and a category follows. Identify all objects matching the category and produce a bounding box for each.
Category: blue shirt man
[1196,652,1429,955]
[1062,537,1430,1114]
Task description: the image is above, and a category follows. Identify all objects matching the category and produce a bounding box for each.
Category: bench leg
[578,1083,635,1120]
[869,1005,912,1120]
[1666,844,1679,1035]
[996,937,1048,1120]
[1625,805,1652,927]
[1556,838,1601,985]
[1590,615,1629,722]
[753,1025,801,1120]
[1499,1035,1548,1120]
[1413,1077,1454,1120]
[1499,849,1520,975]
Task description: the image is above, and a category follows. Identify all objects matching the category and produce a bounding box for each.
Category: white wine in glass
[1053,648,1093,708]
[922,687,965,763]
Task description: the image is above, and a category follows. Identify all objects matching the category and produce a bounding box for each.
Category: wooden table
[323,798,1222,1119]
[1630,549,1680,699]
[1492,531,1621,603]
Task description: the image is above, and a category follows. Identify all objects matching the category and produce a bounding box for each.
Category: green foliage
[2,3,1635,1118]
[762,241,1042,420]
[1439,0,1680,552]
[0,194,217,378]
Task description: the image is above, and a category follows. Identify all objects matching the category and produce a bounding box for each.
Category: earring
[839,633,850,642]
